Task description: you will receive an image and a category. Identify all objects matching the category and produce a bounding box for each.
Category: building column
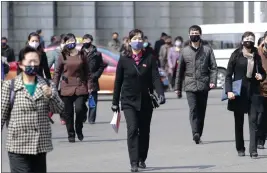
[1,2,9,38]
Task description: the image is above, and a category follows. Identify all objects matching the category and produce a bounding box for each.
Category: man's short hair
[161,32,167,37]
[36,29,42,35]
[264,31,267,39]
[112,32,119,36]
[189,25,202,35]
[82,34,94,41]
[1,37,7,41]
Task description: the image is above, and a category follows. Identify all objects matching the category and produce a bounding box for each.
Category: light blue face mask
[143,42,148,48]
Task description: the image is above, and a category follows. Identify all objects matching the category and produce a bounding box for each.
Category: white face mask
[175,41,181,47]
[29,42,40,49]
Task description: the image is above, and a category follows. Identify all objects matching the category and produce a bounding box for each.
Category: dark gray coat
[175,40,217,92]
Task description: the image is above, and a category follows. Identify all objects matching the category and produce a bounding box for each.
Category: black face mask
[243,41,254,49]
[1,42,7,47]
[190,35,201,42]
[83,42,91,49]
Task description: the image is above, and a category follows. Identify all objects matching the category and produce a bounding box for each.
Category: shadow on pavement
[202,140,249,145]
[142,165,215,171]
[88,121,125,124]
[58,138,126,143]
[52,136,95,139]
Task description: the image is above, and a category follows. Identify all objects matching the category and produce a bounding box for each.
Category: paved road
[1,90,267,172]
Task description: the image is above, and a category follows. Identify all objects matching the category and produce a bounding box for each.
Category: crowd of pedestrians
[1,26,267,172]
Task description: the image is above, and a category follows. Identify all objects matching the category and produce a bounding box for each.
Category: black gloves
[111,105,119,112]
[158,95,166,104]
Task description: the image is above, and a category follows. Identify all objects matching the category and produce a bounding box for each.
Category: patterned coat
[1,74,64,155]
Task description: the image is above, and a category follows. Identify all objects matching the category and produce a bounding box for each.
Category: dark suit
[112,50,164,165]
[83,45,107,123]
[225,47,266,154]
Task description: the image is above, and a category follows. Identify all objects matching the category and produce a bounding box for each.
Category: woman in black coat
[17,32,51,79]
[225,31,266,159]
[112,29,165,172]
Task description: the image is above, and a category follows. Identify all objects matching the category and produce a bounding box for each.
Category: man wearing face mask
[1,37,15,62]
[175,25,217,144]
[257,31,267,149]
[108,32,121,52]
[81,34,107,124]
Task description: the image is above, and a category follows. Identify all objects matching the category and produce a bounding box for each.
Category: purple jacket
[167,47,180,69]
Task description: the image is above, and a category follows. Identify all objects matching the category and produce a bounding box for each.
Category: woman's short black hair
[129,29,144,40]
[63,33,76,43]
[175,36,183,43]
[28,32,40,41]
[257,36,264,46]
[82,34,93,41]
[241,31,255,41]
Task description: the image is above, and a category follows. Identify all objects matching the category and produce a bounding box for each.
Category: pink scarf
[132,51,142,65]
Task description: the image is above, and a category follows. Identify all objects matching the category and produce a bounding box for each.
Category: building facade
[1,1,267,55]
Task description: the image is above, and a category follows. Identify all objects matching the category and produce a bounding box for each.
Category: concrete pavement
[1,90,267,172]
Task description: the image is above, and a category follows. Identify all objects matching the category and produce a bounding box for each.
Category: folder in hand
[110,111,121,133]
[221,79,242,101]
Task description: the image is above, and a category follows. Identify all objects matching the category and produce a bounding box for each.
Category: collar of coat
[14,74,50,92]
[124,50,150,60]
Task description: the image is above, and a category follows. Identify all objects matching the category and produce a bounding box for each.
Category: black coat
[112,50,164,111]
[175,40,217,92]
[225,47,266,113]
[1,45,15,62]
[17,50,51,79]
[83,45,107,91]
[154,39,165,57]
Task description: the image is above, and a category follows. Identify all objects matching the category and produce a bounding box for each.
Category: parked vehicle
[200,23,267,88]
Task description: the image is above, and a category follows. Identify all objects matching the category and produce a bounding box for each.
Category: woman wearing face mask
[111,29,165,172]
[18,32,51,79]
[1,46,64,173]
[167,36,183,89]
[225,31,266,158]
[53,33,93,143]
[142,36,158,65]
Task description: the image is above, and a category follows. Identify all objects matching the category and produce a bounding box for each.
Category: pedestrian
[108,32,121,52]
[81,34,107,124]
[1,37,15,62]
[1,46,64,173]
[143,36,159,65]
[257,36,264,48]
[154,32,167,58]
[111,29,166,172]
[175,25,217,144]
[53,33,93,143]
[36,29,45,49]
[120,36,130,53]
[257,31,267,149]
[18,32,51,79]
[225,31,266,158]
[168,36,183,89]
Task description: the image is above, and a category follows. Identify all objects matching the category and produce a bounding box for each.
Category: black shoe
[193,133,200,144]
[237,151,245,157]
[131,164,138,172]
[138,161,146,169]
[89,121,95,124]
[250,152,258,159]
[257,145,264,149]
[68,137,75,143]
[77,133,84,141]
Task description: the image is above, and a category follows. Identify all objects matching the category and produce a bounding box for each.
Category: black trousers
[234,106,259,153]
[186,91,209,137]
[61,95,87,138]
[88,91,98,123]
[258,97,267,146]
[123,107,153,165]
[58,90,64,120]
[8,152,46,173]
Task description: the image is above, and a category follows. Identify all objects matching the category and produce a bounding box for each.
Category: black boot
[138,161,146,169]
[250,152,258,159]
[68,137,75,143]
[131,163,138,172]
[77,133,84,141]
[237,150,245,157]
[193,133,200,144]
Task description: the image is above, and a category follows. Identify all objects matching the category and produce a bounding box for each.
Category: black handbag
[133,64,160,109]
